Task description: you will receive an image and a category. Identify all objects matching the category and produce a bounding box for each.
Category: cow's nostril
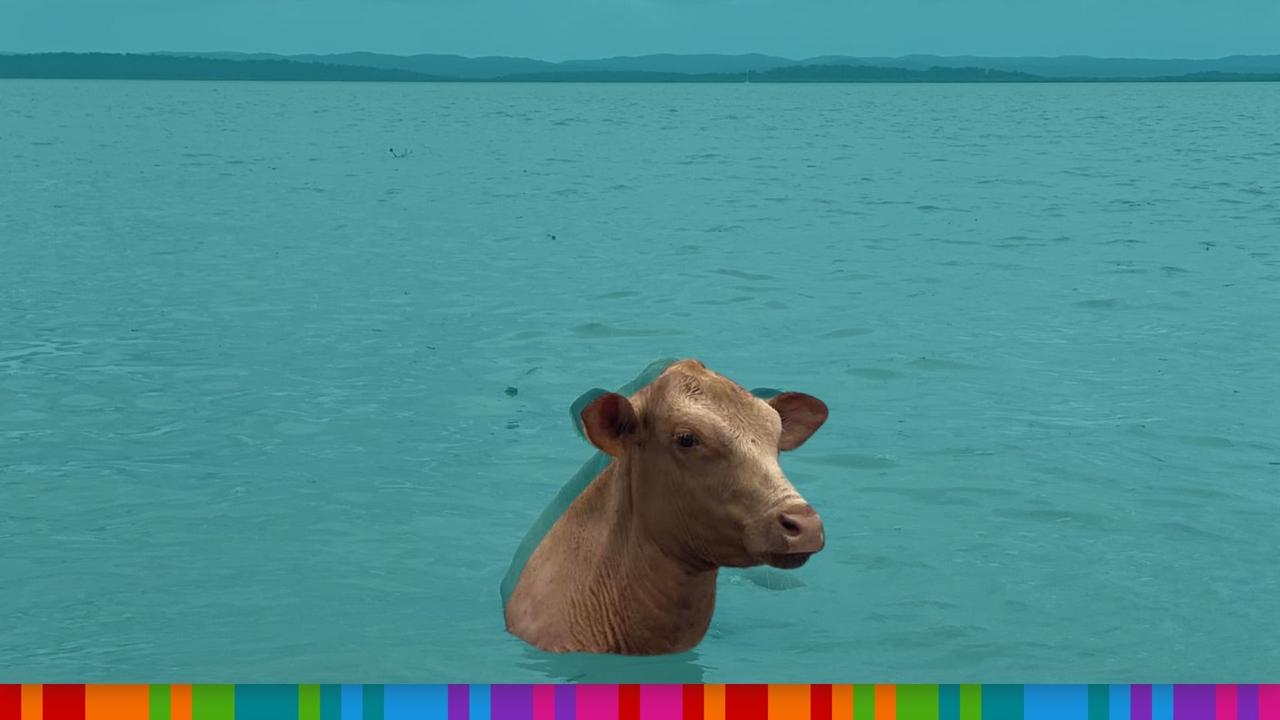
[778,513,802,537]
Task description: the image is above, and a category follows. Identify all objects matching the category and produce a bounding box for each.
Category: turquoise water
[2,80,1278,683]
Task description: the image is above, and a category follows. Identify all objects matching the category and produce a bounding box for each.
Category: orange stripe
[832,685,854,720]
[875,685,896,720]
[171,685,193,720]
[20,686,41,720]
[704,684,726,720]
[768,685,810,720]
[86,685,149,720]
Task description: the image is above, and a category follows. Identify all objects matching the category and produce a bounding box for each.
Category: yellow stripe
[768,684,810,720]
[704,684,726,720]
[20,685,41,720]
[833,685,854,719]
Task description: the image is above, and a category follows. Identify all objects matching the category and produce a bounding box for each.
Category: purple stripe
[448,685,469,720]
[1238,685,1259,720]
[1133,685,1153,720]
[1174,685,1213,720]
[491,685,533,720]
[554,685,575,720]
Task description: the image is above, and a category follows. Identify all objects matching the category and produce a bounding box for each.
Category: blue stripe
[233,685,296,720]
[321,685,342,720]
[469,685,491,720]
[939,685,961,720]
[1110,685,1130,720]
[1152,685,1173,720]
[340,685,363,720]
[384,685,446,720]
[1025,685,1088,720]
[983,685,1025,720]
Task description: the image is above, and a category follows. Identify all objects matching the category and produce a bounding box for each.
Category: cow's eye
[675,432,700,449]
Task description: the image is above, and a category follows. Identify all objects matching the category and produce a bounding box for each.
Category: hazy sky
[2,0,1278,60]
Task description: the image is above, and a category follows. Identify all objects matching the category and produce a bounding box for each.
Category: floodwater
[1,80,1278,682]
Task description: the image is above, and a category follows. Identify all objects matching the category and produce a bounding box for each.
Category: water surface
[2,80,1278,682]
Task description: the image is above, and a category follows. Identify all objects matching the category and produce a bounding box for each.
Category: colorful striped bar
[0,684,1276,719]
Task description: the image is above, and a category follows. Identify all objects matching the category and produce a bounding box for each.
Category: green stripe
[362,685,383,720]
[299,685,320,720]
[959,685,982,720]
[1089,685,1110,720]
[898,685,939,720]
[854,685,875,719]
[149,685,170,720]
[192,685,235,720]
[981,685,1024,720]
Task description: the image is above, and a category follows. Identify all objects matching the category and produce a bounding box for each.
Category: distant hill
[0,52,454,81]
[1148,71,1280,82]
[3,53,1280,83]
[147,50,1280,80]
[153,51,559,79]
[493,65,1046,83]
[559,53,794,75]
[153,51,796,78]
[749,64,1042,83]
[799,54,1280,79]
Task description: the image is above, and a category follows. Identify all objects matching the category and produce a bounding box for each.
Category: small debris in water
[506,420,520,430]
[504,386,519,397]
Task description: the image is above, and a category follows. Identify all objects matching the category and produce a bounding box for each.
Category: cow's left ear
[580,392,639,457]
[767,393,828,451]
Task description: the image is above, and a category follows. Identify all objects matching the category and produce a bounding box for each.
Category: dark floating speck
[504,386,519,397]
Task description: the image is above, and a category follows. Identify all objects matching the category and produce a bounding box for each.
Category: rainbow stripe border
[2,684,1278,719]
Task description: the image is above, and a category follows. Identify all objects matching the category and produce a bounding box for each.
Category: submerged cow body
[504,359,829,655]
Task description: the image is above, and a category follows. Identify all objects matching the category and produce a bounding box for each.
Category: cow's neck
[586,460,718,654]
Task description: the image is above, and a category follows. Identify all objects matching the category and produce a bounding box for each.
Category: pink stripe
[1260,686,1280,720]
[533,685,555,720]
[640,685,682,720]
[577,685,618,719]
[1216,686,1237,720]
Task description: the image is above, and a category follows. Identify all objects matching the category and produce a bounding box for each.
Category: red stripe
[726,685,768,720]
[43,685,85,720]
[0,686,20,720]
[811,685,833,720]
[619,684,641,720]
[683,685,703,720]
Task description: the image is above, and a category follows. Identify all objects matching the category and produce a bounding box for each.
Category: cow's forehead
[642,363,777,431]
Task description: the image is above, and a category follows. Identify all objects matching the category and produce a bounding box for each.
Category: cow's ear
[768,393,828,451]
[580,392,639,457]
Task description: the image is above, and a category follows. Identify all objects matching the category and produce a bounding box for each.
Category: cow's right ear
[580,392,638,457]
[768,392,828,451]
